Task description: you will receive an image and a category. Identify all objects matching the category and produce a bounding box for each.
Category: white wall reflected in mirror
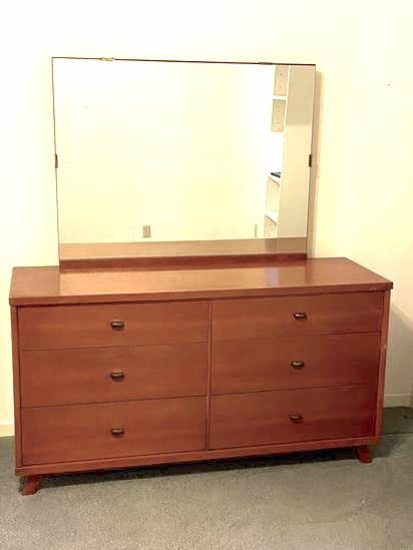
[53,59,315,246]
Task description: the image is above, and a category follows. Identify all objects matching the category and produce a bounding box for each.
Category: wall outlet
[143,225,151,238]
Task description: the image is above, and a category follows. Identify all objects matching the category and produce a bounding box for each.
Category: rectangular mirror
[52,58,315,265]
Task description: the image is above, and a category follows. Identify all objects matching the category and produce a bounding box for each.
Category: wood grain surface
[211,333,381,394]
[22,397,206,465]
[212,292,384,341]
[10,258,392,306]
[10,256,392,487]
[16,434,380,477]
[210,385,377,449]
[19,301,208,350]
[10,307,22,468]
[59,238,307,269]
[21,343,208,407]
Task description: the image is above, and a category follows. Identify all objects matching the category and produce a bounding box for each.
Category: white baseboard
[383,393,412,408]
[0,422,14,437]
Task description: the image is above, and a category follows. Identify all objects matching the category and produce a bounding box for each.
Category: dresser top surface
[10,258,392,306]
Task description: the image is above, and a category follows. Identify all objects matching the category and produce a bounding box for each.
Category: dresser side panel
[375,289,391,437]
[10,306,22,468]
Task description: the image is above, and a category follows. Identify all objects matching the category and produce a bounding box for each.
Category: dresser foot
[355,445,372,464]
[22,475,41,496]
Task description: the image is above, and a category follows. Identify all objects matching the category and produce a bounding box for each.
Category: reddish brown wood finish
[21,343,208,407]
[19,301,208,350]
[10,307,22,469]
[22,475,41,496]
[206,302,213,450]
[59,238,307,270]
[211,333,381,394]
[9,258,393,493]
[375,290,391,437]
[355,445,372,463]
[59,237,307,261]
[212,293,384,341]
[9,258,392,307]
[16,435,379,477]
[210,386,377,450]
[22,397,206,465]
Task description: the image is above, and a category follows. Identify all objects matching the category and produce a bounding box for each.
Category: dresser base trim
[17,435,380,477]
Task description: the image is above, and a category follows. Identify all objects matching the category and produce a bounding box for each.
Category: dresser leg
[22,475,41,496]
[355,445,372,464]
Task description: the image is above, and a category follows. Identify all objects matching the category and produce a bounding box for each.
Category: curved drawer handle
[293,312,307,321]
[111,320,125,331]
[111,427,125,436]
[110,371,125,381]
[290,360,305,369]
[289,413,303,424]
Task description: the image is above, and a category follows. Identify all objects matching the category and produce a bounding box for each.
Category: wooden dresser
[9,258,392,495]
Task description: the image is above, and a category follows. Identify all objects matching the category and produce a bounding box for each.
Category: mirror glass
[52,59,315,260]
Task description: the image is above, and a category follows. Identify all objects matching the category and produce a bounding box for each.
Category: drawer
[21,343,208,407]
[211,333,380,394]
[210,386,376,449]
[212,292,383,341]
[19,301,208,350]
[22,397,206,465]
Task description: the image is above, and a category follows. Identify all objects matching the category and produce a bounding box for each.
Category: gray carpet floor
[1,407,413,550]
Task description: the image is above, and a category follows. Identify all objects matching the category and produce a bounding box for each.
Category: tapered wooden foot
[22,475,41,496]
[355,445,372,464]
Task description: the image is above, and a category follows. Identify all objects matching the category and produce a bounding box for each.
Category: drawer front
[210,386,376,449]
[21,343,208,407]
[19,301,209,350]
[212,293,383,341]
[22,397,206,465]
[212,333,380,394]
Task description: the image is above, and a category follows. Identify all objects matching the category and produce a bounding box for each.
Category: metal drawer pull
[289,414,303,423]
[293,312,307,321]
[291,360,305,369]
[110,371,125,381]
[111,427,125,436]
[111,320,125,331]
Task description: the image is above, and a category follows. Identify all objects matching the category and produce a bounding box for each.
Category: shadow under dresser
[9,257,392,495]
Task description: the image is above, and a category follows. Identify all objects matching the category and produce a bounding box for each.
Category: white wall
[332,11,413,407]
[1,0,412,435]
[55,59,276,242]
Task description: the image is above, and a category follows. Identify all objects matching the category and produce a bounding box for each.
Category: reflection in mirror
[52,59,315,260]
